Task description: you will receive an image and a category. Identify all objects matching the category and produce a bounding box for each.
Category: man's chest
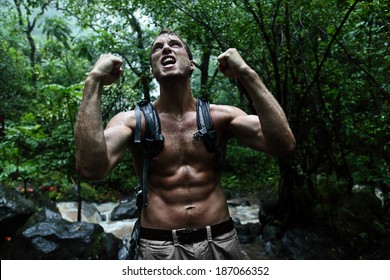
[158,114,208,162]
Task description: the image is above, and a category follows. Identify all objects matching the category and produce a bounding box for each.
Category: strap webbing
[134,101,164,210]
[134,105,141,144]
[141,158,150,208]
[193,98,222,164]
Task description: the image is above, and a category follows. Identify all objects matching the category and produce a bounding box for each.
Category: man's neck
[154,77,196,118]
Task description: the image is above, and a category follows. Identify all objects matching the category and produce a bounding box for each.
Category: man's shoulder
[210,104,246,118]
[113,110,136,121]
[208,104,247,132]
[106,110,136,129]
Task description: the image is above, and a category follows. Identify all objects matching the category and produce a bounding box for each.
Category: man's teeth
[163,57,175,65]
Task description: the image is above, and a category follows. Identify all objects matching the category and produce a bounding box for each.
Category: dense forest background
[0,0,389,258]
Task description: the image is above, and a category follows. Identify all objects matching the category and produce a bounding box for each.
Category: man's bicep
[229,115,266,152]
[104,113,134,172]
[104,125,133,170]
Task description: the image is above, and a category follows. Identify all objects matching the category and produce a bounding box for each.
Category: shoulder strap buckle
[193,127,208,141]
[193,98,222,164]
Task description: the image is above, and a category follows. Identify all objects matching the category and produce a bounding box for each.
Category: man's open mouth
[162,56,176,66]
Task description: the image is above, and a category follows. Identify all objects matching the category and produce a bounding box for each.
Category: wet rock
[263,239,285,259]
[258,199,284,230]
[2,208,120,259]
[23,207,62,227]
[262,224,284,242]
[111,199,139,221]
[0,185,122,260]
[0,184,35,241]
[56,201,102,223]
[235,221,261,244]
[282,228,344,260]
[258,223,286,259]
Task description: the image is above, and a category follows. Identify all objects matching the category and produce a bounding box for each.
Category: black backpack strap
[139,101,164,159]
[193,98,222,164]
[133,100,164,210]
[128,217,140,259]
[134,105,142,144]
[129,101,164,259]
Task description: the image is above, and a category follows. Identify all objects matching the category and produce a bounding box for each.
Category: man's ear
[189,60,196,77]
[190,60,195,72]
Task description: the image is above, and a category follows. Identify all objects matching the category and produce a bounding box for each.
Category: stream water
[56,199,260,240]
[56,197,262,259]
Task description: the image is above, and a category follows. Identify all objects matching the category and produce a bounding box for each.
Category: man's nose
[162,43,172,54]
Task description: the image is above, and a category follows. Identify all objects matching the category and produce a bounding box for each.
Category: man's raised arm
[75,54,131,179]
[217,48,296,157]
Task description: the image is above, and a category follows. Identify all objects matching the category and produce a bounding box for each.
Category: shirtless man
[75,30,296,260]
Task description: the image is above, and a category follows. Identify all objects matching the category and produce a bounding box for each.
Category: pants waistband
[140,218,234,244]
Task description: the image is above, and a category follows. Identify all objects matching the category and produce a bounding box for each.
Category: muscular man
[75,30,296,260]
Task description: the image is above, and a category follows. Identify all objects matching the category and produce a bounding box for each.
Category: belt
[140,218,234,244]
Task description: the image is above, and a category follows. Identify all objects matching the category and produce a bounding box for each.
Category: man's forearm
[75,75,109,179]
[238,68,296,156]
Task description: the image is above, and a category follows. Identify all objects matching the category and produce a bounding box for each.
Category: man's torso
[129,105,231,230]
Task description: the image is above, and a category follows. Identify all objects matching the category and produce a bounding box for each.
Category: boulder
[282,228,344,260]
[233,218,261,244]
[0,185,123,260]
[0,184,35,241]
[2,207,121,259]
[111,199,139,221]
